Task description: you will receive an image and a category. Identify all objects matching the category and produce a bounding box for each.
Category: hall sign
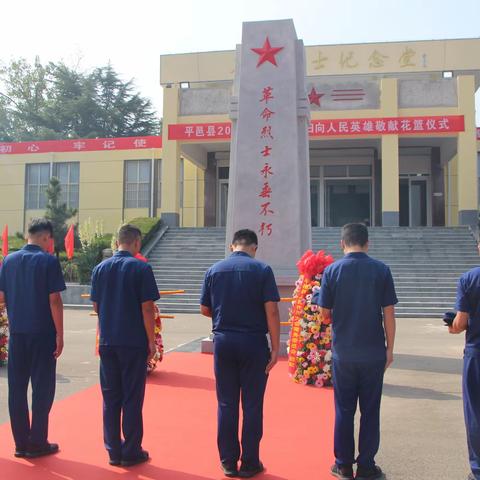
[168,115,465,140]
[0,135,162,155]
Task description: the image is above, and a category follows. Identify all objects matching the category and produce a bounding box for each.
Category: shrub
[61,260,79,283]
[76,219,111,284]
[127,217,162,248]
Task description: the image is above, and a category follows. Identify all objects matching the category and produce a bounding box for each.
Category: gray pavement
[0,310,473,479]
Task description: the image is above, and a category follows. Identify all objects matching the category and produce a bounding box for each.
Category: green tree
[0,58,160,141]
[44,177,77,256]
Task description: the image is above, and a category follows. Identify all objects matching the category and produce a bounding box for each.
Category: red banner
[168,115,465,141]
[309,115,465,137]
[0,136,162,155]
[477,127,480,140]
[168,122,232,140]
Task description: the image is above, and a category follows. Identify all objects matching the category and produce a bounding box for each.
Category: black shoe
[109,458,121,466]
[356,465,384,480]
[120,450,149,467]
[14,447,27,458]
[331,463,354,480]
[238,462,264,478]
[25,443,59,458]
[221,461,238,477]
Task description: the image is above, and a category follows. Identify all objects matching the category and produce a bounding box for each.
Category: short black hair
[28,218,53,236]
[232,229,258,247]
[341,223,368,247]
[118,224,142,245]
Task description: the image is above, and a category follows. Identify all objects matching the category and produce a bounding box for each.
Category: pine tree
[44,177,77,256]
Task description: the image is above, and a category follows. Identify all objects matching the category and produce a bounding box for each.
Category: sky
[1,0,479,124]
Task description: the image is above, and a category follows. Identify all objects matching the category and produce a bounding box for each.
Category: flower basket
[0,304,8,365]
[287,250,334,387]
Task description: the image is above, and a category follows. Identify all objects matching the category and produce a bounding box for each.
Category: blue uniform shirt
[312,252,398,362]
[200,251,280,334]
[90,251,160,349]
[456,267,480,354]
[0,244,66,334]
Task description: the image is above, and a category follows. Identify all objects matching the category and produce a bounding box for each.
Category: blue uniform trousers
[8,332,57,449]
[99,345,148,461]
[332,358,385,469]
[463,350,480,479]
[213,332,270,466]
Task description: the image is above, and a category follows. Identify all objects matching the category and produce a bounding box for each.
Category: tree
[44,177,77,256]
[0,58,160,141]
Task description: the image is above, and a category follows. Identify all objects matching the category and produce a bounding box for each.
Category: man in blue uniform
[200,229,280,478]
[449,249,480,480]
[0,218,65,458]
[312,223,397,480]
[91,224,159,467]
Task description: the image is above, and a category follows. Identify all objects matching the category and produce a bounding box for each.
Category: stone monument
[202,19,312,354]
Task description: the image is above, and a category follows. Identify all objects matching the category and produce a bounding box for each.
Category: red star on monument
[308,87,324,107]
[251,37,284,67]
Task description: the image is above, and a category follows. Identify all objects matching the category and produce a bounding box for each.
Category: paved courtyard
[0,309,471,479]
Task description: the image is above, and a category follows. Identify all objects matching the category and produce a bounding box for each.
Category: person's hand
[385,348,393,371]
[265,350,278,374]
[448,325,461,334]
[147,341,157,362]
[54,335,64,359]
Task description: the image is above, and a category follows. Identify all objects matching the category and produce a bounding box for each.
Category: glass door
[310,179,320,227]
[325,179,372,227]
[410,179,427,226]
[217,180,229,226]
[399,177,428,226]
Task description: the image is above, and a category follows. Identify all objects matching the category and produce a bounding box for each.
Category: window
[349,165,372,177]
[53,162,79,208]
[324,165,347,177]
[125,160,151,208]
[26,164,50,209]
[218,166,230,179]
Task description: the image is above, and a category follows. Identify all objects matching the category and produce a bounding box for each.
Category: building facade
[1,38,480,233]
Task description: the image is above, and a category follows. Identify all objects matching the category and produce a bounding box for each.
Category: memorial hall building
[1,38,480,234]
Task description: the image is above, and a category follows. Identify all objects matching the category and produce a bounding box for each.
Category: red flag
[47,237,55,254]
[1,225,8,257]
[64,225,74,260]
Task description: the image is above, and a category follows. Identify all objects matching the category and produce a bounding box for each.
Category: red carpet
[0,352,334,479]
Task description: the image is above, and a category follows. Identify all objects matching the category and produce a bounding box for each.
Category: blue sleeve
[456,274,470,313]
[48,257,66,294]
[90,266,98,302]
[200,269,212,308]
[316,269,333,309]
[382,267,398,307]
[0,261,5,292]
[140,265,160,303]
[262,266,280,303]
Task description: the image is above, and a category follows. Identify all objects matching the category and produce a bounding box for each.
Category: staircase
[148,226,479,318]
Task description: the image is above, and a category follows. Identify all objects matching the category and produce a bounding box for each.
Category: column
[160,84,182,226]
[456,75,478,227]
[380,78,399,226]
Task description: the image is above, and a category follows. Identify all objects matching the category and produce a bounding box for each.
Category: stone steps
[149,226,478,317]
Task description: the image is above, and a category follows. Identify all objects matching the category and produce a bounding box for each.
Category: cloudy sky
[1,0,479,123]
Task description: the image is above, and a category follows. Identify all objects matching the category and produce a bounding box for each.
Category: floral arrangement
[0,303,8,365]
[287,250,334,387]
[147,305,164,374]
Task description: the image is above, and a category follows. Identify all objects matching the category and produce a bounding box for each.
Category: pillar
[160,84,182,226]
[456,75,478,228]
[380,78,399,226]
